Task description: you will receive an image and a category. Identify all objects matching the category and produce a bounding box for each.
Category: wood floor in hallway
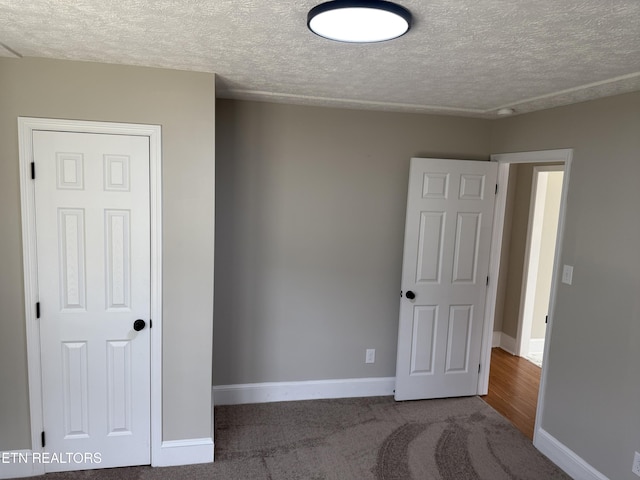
[481,347,541,440]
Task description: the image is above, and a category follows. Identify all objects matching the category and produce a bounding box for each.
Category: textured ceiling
[1,0,639,118]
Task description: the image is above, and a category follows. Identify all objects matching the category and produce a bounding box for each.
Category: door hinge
[31,162,35,180]
[495,183,498,194]
[36,302,40,319]
[545,315,548,324]
[478,364,481,373]
[41,431,45,448]
[150,319,152,328]
[486,276,489,286]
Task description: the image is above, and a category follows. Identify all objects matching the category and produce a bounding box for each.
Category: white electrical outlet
[365,348,375,364]
[632,451,640,477]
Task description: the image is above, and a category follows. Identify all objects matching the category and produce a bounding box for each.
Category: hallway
[482,347,541,440]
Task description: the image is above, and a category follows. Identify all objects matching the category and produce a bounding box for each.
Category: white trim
[17,117,163,471]
[213,377,396,406]
[492,71,640,113]
[155,438,214,467]
[535,429,609,480]
[491,149,573,165]
[528,338,545,354]
[499,333,517,355]
[147,124,164,468]
[222,88,487,115]
[17,120,45,478]
[0,450,39,479]
[535,150,572,442]
[490,331,519,351]
[478,160,510,394]
[223,71,640,118]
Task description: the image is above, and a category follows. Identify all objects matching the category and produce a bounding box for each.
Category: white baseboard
[213,377,396,406]
[535,428,608,480]
[493,333,541,356]
[0,450,44,479]
[499,333,517,354]
[490,332,517,354]
[529,338,545,354]
[154,438,214,467]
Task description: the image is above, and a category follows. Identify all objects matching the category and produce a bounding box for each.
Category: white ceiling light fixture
[308,0,412,43]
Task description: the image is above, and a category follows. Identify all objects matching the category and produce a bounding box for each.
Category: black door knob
[133,319,146,331]
[405,290,416,300]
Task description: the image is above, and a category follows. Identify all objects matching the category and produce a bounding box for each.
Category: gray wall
[492,91,640,480]
[2,56,637,480]
[0,57,215,449]
[502,164,534,338]
[214,99,491,385]
[216,94,640,480]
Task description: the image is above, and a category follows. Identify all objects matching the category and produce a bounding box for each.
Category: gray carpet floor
[23,396,570,479]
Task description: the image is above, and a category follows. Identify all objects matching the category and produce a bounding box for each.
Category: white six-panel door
[33,131,151,471]
[395,158,497,401]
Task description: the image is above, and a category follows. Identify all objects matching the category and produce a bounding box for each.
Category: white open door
[395,158,497,401]
[34,130,151,471]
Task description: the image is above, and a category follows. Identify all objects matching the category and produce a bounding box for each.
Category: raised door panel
[416,212,445,284]
[105,210,131,310]
[409,306,437,375]
[445,305,473,373]
[58,209,87,311]
[107,341,133,436]
[62,342,90,439]
[452,213,481,284]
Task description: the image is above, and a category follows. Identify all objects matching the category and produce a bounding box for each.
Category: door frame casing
[18,117,163,474]
[479,148,572,445]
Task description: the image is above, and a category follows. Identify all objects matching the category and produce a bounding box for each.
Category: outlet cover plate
[562,265,574,285]
[632,451,640,477]
[365,349,375,364]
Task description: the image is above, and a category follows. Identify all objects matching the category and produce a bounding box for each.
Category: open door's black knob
[405,290,416,300]
[133,319,146,331]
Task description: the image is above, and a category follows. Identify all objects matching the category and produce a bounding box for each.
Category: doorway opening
[480,149,571,443]
[518,166,564,367]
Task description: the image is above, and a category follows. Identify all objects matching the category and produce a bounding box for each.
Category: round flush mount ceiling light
[308,0,412,43]
[496,108,516,116]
